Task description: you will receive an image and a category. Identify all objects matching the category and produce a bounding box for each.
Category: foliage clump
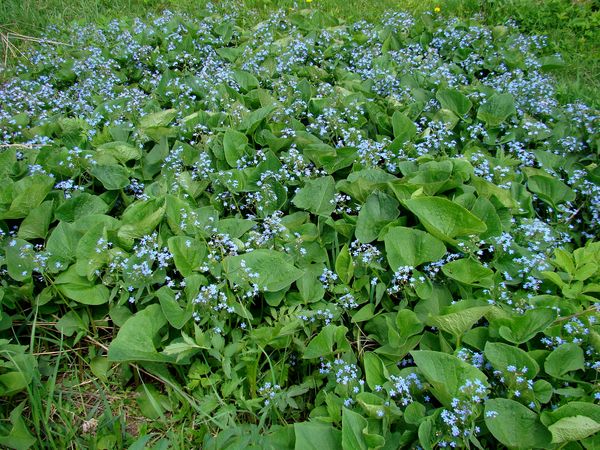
[0,5,599,448]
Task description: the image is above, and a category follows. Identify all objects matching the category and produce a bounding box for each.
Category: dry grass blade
[4,29,72,47]
[0,143,44,149]
[0,30,21,66]
[0,24,72,67]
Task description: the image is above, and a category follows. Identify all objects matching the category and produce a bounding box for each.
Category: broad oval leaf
[436,88,472,117]
[441,258,494,288]
[223,249,303,292]
[294,421,342,450]
[54,265,109,305]
[168,236,207,277]
[498,308,557,344]
[384,226,446,270]
[355,191,399,243]
[544,343,585,378]
[548,416,600,444]
[108,304,173,363]
[477,93,516,127]
[428,302,491,338]
[292,176,336,217]
[484,342,540,377]
[411,350,489,408]
[96,141,141,163]
[484,398,552,449]
[402,197,487,243]
[89,164,130,190]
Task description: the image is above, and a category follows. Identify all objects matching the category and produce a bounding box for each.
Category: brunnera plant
[0,5,599,449]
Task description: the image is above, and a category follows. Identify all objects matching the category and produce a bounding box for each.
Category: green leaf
[5,238,34,281]
[405,402,426,425]
[0,343,36,396]
[56,310,89,337]
[118,198,166,243]
[395,309,425,343]
[402,197,487,243]
[156,286,193,330]
[216,218,256,239]
[484,342,539,377]
[223,249,303,292]
[418,414,436,450]
[55,193,108,222]
[294,422,342,450]
[404,160,456,196]
[232,70,260,92]
[342,407,368,450]
[90,164,130,190]
[296,264,325,302]
[168,236,207,277]
[54,265,109,305]
[18,200,54,239]
[363,352,386,390]
[89,356,110,382]
[97,141,141,163]
[484,398,552,449]
[411,350,488,407]
[238,105,276,134]
[74,223,113,279]
[355,392,385,418]
[351,304,375,323]
[548,416,600,444]
[384,226,446,270]
[335,244,354,284]
[139,109,177,128]
[477,93,516,127]
[292,176,336,216]
[544,343,584,378]
[527,175,575,207]
[322,147,357,174]
[136,383,169,420]
[436,89,472,117]
[0,175,54,220]
[223,129,249,168]
[355,191,399,243]
[541,402,600,426]
[428,302,491,338]
[108,304,173,363]
[46,221,81,264]
[391,111,417,142]
[0,402,36,450]
[303,324,350,359]
[498,308,557,344]
[441,258,494,288]
[470,196,502,239]
[534,380,553,404]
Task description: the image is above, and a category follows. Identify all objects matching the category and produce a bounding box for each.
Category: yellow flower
[434,6,441,13]
[306,0,313,3]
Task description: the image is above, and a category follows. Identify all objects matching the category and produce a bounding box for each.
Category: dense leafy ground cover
[2,0,599,107]
[0,2,599,449]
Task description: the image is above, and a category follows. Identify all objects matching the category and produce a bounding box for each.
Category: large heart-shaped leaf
[355,191,399,243]
[384,226,446,270]
[54,265,109,305]
[292,176,336,217]
[402,197,486,243]
[223,249,303,292]
[108,304,173,363]
[411,350,488,407]
[484,398,552,449]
